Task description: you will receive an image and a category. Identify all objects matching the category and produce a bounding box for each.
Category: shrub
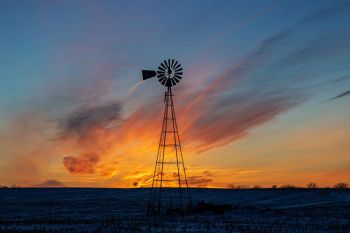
[280,184,297,189]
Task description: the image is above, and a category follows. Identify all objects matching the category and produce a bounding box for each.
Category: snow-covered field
[0,188,349,232]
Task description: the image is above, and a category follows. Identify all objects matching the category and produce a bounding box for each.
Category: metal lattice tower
[142,59,191,215]
[147,87,191,215]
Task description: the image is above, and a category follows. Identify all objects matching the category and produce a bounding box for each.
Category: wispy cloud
[329,90,350,101]
[188,170,214,187]
[59,102,122,140]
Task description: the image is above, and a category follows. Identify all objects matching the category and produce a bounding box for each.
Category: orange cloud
[63,154,99,174]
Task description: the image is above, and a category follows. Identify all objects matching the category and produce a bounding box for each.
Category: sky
[0,0,349,188]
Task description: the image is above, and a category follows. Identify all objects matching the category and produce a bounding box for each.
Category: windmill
[142,59,191,215]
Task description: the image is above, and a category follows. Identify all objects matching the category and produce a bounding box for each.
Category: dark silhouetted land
[0,188,349,232]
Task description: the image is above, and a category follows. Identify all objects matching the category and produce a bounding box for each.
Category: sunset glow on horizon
[0,0,349,188]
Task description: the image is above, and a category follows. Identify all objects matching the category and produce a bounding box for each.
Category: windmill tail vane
[142,70,156,80]
[142,59,191,215]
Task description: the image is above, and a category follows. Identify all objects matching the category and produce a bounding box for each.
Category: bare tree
[334,182,348,189]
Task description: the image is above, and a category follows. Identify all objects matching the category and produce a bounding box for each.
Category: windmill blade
[171,59,175,68]
[163,60,169,69]
[168,59,171,69]
[142,70,157,80]
[160,62,167,70]
[161,78,167,85]
[157,73,165,79]
[173,76,180,83]
[159,76,166,83]
[173,60,178,68]
[174,74,182,80]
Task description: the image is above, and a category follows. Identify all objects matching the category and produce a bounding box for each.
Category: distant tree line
[0,182,349,189]
[227,182,348,189]
[0,184,21,189]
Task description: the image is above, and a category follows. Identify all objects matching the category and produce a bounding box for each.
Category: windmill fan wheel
[156,59,183,87]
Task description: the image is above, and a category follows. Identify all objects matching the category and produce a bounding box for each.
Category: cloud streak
[329,90,350,101]
[59,102,122,140]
